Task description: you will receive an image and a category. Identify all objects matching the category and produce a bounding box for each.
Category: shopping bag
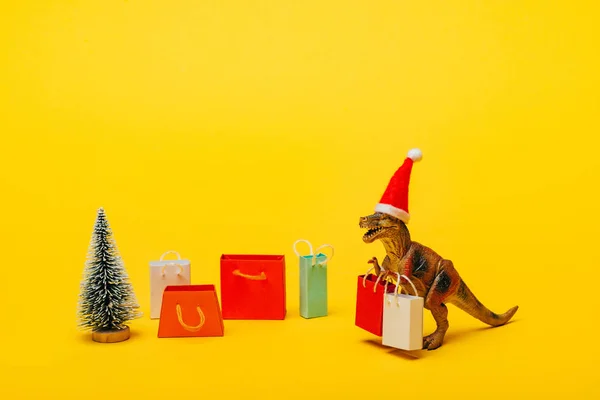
[355,267,392,336]
[149,251,191,319]
[157,285,224,338]
[220,254,286,320]
[293,239,334,319]
[382,273,424,350]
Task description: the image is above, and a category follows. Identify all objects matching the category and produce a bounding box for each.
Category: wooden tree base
[92,326,130,343]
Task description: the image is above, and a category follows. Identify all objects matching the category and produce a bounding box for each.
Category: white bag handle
[160,250,182,261]
[159,250,183,276]
[362,265,389,292]
[361,264,418,298]
[293,239,334,266]
[293,239,313,258]
[387,272,419,306]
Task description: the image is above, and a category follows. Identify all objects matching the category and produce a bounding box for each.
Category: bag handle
[362,266,387,292]
[386,272,419,306]
[160,250,184,276]
[314,244,334,265]
[176,304,205,332]
[293,239,313,258]
[397,272,418,297]
[293,239,334,266]
[160,250,181,261]
[232,269,267,280]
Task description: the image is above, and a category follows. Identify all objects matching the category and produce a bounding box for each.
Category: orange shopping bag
[157,285,224,338]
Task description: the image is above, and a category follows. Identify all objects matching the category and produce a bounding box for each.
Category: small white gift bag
[149,251,191,319]
[382,273,424,351]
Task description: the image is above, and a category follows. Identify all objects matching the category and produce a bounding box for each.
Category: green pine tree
[77,208,142,332]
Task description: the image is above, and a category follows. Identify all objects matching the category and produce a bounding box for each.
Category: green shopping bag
[293,240,335,319]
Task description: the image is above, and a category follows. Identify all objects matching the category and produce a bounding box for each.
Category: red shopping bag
[157,285,224,338]
[220,254,286,320]
[355,272,392,337]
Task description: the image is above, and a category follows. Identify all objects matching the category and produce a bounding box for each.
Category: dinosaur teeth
[364,226,383,238]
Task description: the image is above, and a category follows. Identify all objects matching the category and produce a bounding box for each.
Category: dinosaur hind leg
[422,261,460,350]
[423,303,449,351]
[448,279,518,327]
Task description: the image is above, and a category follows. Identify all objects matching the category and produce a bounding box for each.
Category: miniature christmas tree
[77,207,142,342]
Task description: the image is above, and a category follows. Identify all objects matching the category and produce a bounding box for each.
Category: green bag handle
[293,239,335,267]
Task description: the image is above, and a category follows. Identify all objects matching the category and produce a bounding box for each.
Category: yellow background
[1,1,599,398]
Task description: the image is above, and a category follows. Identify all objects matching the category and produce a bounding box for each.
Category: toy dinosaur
[359,148,518,350]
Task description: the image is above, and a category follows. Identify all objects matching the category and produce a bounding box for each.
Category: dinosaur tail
[450,279,518,327]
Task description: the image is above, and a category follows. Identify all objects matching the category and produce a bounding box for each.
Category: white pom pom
[407,148,423,162]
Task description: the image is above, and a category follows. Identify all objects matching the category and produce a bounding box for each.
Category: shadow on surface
[441,317,521,346]
[361,338,426,360]
[129,329,143,340]
[359,318,521,357]
[74,326,145,344]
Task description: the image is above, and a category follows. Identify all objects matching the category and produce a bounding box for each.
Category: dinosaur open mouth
[363,226,386,240]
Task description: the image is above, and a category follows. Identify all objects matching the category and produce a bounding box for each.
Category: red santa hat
[374,148,423,224]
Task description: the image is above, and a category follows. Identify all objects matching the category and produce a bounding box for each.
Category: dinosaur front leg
[368,257,382,275]
[368,255,391,277]
[423,261,460,350]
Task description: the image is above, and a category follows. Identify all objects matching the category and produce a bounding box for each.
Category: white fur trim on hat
[374,203,410,224]
[407,148,423,162]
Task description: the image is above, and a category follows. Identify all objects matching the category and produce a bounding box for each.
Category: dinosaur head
[359,212,407,244]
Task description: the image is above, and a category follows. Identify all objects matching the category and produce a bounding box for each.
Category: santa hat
[374,148,423,224]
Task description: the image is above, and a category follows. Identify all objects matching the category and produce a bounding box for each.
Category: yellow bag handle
[176,304,205,332]
[232,269,267,280]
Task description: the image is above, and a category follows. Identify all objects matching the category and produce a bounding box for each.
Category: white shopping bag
[149,251,191,319]
[382,273,424,350]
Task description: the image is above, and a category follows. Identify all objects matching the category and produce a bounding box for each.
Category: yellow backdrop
[1,1,598,398]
